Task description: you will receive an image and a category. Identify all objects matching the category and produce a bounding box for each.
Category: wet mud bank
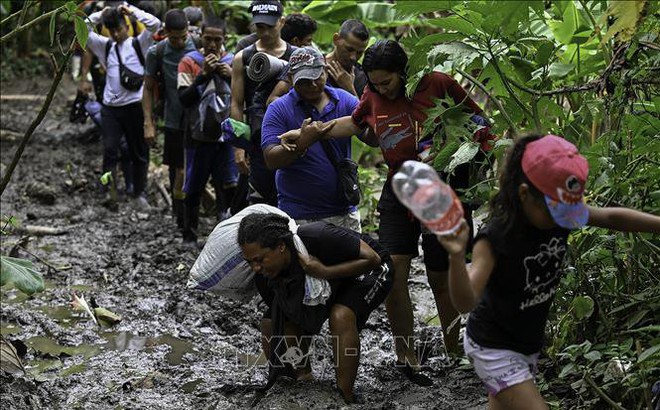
[1,77,487,409]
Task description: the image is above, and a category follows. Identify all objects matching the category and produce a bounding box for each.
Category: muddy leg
[385,254,418,366]
[427,269,460,355]
[329,304,359,403]
[260,318,312,379]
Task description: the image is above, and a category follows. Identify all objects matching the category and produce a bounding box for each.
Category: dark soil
[1,76,488,409]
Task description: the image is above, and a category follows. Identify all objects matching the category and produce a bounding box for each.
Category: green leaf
[394,0,460,16]
[535,42,554,66]
[1,256,45,295]
[74,16,88,49]
[49,11,57,46]
[547,62,575,78]
[425,16,478,36]
[549,1,578,45]
[416,32,466,47]
[559,362,578,378]
[429,42,481,69]
[65,1,77,15]
[600,0,646,44]
[638,344,660,363]
[446,141,480,174]
[99,171,113,186]
[584,351,602,362]
[572,295,594,320]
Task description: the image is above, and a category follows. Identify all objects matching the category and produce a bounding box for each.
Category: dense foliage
[1,1,658,408]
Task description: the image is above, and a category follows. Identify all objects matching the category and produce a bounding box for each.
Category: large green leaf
[428,42,481,69]
[638,343,660,364]
[74,15,88,49]
[446,141,480,174]
[549,0,578,45]
[1,256,45,295]
[425,16,479,36]
[572,295,594,320]
[394,0,460,16]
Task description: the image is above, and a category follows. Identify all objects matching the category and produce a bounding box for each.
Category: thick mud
[0,77,487,409]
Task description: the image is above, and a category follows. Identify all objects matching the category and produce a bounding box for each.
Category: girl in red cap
[437,134,660,409]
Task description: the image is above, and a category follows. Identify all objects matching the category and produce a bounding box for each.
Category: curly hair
[237,213,294,250]
[489,134,545,234]
[280,13,317,44]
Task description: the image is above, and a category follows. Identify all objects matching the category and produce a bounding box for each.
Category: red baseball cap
[522,135,589,229]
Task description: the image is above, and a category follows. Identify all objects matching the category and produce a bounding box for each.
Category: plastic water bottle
[392,161,464,235]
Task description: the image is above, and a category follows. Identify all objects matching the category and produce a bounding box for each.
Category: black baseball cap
[249,1,283,26]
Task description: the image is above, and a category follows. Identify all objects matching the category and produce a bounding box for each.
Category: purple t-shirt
[261,86,359,219]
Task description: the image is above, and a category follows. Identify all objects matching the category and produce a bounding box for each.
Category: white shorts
[463,334,539,396]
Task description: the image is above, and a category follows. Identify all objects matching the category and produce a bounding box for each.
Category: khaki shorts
[295,209,361,233]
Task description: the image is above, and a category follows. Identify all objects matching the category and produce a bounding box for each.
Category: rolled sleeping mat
[247,52,287,82]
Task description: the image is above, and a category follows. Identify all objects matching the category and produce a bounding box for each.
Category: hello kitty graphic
[523,237,566,294]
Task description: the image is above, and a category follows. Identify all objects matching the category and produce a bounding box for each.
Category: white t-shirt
[85,6,160,107]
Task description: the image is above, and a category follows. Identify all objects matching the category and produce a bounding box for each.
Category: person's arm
[263,118,336,170]
[78,50,94,93]
[299,239,381,280]
[230,51,250,175]
[437,219,496,313]
[142,75,157,145]
[279,116,362,151]
[266,80,292,106]
[84,9,109,63]
[124,4,159,52]
[588,206,660,233]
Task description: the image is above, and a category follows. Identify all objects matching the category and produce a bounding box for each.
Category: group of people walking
[76,0,660,407]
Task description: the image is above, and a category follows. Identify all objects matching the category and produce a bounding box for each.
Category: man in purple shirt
[261,47,360,231]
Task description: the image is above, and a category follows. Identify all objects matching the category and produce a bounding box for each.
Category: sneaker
[133,194,152,212]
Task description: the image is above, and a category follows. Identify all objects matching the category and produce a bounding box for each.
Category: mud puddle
[1,76,487,409]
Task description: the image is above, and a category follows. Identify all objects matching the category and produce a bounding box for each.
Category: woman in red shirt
[280,40,485,385]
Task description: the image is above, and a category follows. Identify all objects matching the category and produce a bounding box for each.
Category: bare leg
[329,304,359,402]
[488,380,548,410]
[385,254,418,366]
[427,269,460,355]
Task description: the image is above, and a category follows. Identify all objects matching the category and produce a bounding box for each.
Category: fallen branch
[156,182,172,207]
[0,95,47,101]
[16,225,69,236]
[0,41,74,197]
[17,246,72,272]
[584,374,626,410]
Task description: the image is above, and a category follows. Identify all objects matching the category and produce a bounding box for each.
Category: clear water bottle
[392,161,464,235]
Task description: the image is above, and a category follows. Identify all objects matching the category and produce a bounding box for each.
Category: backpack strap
[186,50,205,67]
[132,37,145,67]
[105,40,113,62]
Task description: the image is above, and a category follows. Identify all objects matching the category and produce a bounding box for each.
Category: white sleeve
[85,11,110,65]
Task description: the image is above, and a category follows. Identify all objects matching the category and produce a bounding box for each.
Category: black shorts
[331,261,393,329]
[377,182,473,271]
[255,261,393,331]
[163,127,184,168]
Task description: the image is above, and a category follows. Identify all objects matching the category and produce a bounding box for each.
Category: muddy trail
[0,77,487,409]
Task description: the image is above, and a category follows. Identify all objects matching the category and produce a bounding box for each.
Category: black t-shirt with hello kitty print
[466,218,570,354]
